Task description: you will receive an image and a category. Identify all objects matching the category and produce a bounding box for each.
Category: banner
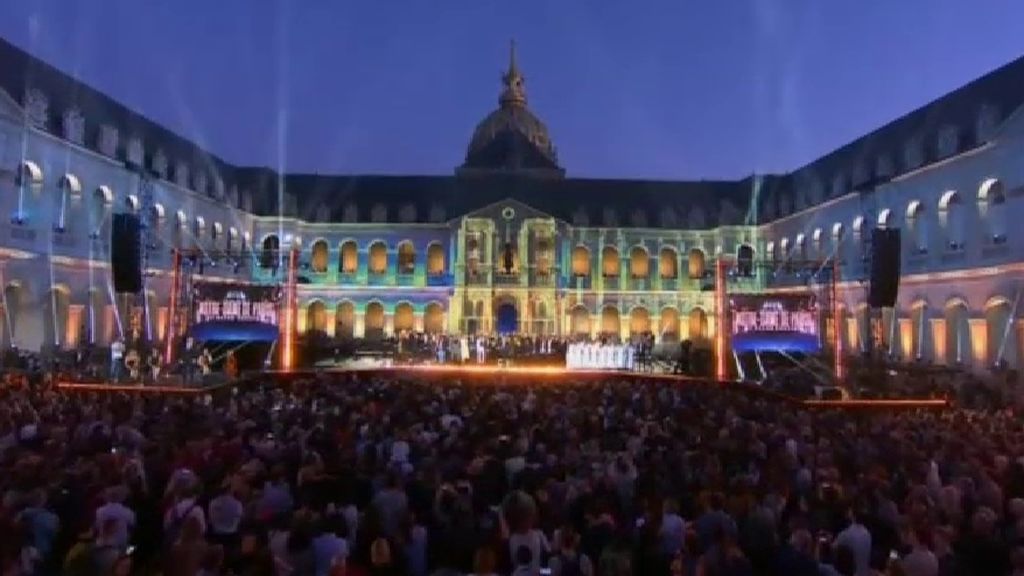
[730,294,820,352]
[193,282,281,326]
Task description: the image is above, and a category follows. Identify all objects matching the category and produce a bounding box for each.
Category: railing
[529,270,556,287]
[338,272,359,286]
[493,273,521,287]
[570,275,592,290]
[396,274,418,287]
[426,273,453,287]
[660,277,679,291]
[367,272,389,286]
[602,276,620,291]
[981,243,1010,260]
[9,227,37,242]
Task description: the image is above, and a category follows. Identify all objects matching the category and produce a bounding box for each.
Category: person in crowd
[2,361,1024,576]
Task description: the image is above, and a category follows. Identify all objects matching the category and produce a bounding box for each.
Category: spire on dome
[500,38,527,108]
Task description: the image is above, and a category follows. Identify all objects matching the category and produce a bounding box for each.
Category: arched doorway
[601,306,621,339]
[602,246,620,277]
[424,303,445,334]
[944,300,971,366]
[260,235,280,269]
[394,302,415,334]
[495,299,518,335]
[629,307,651,338]
[736,244,754,276]
[570,305,591,336]
[426,243,445,276]
[42,286,71,349]
[659,247,678,279]
[688,308,708,341]
[336,301,355,339]
[306,301,327,335]
[986,298,1017,368]
[368,242,388,275]
[1,282,22,349]
[660,307,680,342]
[364,302,385,340]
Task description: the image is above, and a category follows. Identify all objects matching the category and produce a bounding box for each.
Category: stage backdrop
[730,294,820,353]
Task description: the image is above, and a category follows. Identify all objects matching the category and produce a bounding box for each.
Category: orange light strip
[832,258,844,383]
[715,258,728,381]
[803,399,949,409]
[281,249,298,371]
[164,249,181,365]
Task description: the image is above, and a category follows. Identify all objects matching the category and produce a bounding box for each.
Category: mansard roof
[234,169,751,229]
[0,37,236,187]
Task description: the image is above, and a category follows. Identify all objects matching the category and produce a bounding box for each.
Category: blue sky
[1,0,1023,179]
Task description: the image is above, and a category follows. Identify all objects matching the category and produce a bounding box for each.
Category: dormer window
[830,173,846,197]
[602,208,618,227]
[937,125,960,158]
[903,137,924,171]
[976,103,999,143]
[875,155,894,179]
[398,204,417,223]
[342,203,359,223]
[370,204,387,223]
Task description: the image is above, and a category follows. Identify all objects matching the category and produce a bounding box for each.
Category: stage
[54,364,950,411]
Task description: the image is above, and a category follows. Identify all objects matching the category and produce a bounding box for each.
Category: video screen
[730,294,820,352]
[193,282,281,326]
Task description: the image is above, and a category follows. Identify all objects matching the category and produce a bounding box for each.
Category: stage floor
[54,364,950,411]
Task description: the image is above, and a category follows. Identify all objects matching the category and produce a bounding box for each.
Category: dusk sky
[1,0,1022,180]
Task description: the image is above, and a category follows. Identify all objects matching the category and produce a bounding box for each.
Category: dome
[460,41,563,177]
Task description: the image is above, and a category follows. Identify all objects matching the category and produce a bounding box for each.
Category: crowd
[1,367,1023,575]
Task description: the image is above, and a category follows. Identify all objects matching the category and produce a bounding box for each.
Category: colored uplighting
[165,249,182,365]
[715,258,728,381]
[281,249,299,371]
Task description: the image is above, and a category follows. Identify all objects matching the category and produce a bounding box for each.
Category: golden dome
[462,40,561,175]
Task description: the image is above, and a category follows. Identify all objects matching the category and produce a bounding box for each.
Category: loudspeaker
[111,213,142,293]
[869,228,901,308]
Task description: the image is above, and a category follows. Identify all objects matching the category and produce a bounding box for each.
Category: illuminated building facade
[0,37,1022,371]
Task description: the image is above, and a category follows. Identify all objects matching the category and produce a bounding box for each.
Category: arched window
[979,179,1007,244]
[306,301,327,334]
[535,238,553,276]
[877,209,892,229]
[629,246,650,279]
[938,191,965,250]
[368,242,388,275]
[427,243,445,276]
[571,246,590,277]
[659,247,678,279]
[906,201,928,253]
[260,235,280,269]
[831,223,844,252]
[795,233,807,259]
[125,194,140,213]
[688,248,706,279]
[397,241,416,275]
[310,240,329,273]
[55,174,81,232]
[466,236,481,277]
[602,246,620,278]
[340,241,358,274]
[766,241,777,264]
[193,217,206,242]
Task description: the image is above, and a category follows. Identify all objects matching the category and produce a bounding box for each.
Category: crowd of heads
[1,366,1023,575]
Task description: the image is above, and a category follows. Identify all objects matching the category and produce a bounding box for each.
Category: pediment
[460,197,562,224]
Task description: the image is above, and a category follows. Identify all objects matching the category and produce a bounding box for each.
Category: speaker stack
[111,213,143,294]
[868,228,901,308]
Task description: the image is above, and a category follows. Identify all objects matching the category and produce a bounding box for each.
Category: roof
[235,170,751,229]
[2,34,1023,228]
[0,36,238,190]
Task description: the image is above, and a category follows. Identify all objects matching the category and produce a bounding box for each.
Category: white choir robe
[613,346,624,370]
[625,345,635,371]
[567,344,577,369]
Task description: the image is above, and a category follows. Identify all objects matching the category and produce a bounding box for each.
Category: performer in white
[460,336,470,364]
[613,344,624,370]
[625,342,636,371]
[476,337,486,364]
